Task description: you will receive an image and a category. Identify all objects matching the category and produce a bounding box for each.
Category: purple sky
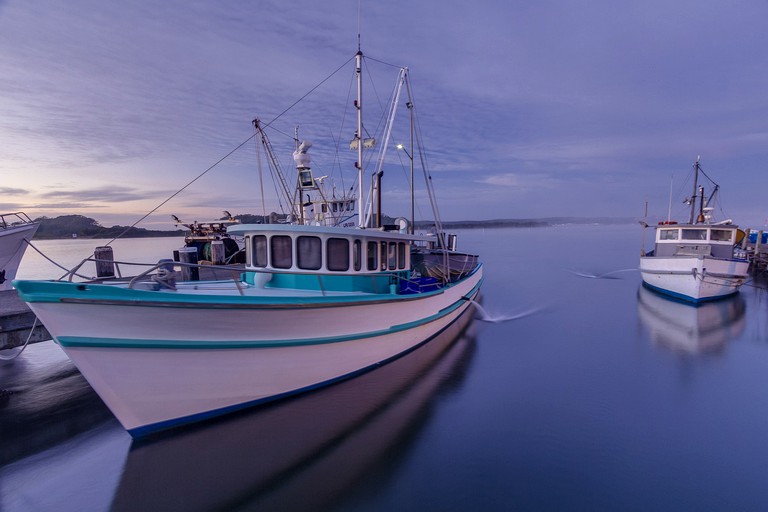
[1,0,767,229]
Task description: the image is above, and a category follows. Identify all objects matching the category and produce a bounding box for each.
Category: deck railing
[57,254,454,297]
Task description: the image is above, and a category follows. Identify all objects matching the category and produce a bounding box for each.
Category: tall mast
[408,99,414,234]
[356,50,364,228]
[688,156,700,224]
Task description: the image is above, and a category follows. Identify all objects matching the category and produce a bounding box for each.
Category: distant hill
[34,215,183,240]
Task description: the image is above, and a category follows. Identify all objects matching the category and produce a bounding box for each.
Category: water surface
[2,226,767,511]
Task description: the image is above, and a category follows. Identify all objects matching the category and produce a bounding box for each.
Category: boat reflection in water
[637,284,746,354]
[109,313,478,511]
[0,341,116,467]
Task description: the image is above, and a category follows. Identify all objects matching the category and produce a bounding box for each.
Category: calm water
[2,226,767,511]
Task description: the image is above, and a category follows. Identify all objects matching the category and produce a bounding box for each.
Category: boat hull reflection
[110,311,478,511]
[637,285,746,354]
[0,341,115,467]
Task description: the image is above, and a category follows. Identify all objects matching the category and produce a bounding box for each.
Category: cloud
[2,0,768,226]
[0,186,29,195]
[38,185,157,203]
[30,202,106,210]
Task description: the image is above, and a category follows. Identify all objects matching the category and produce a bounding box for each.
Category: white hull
[24,269,482,436]
[0,222,38,291]
[639,255,748,302]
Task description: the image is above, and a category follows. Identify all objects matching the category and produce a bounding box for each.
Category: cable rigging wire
[103,54,357,246]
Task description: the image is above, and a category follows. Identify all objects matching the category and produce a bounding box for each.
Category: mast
[407,99,414,234]
[355,50,364,228]
[689,156,700,224]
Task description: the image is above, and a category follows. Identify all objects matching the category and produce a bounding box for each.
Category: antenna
[667,174,673,222]
[357,0,361,51]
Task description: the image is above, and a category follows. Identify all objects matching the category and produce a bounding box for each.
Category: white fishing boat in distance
[0,212,39,291]
[639,157,749,303]
[14,49,483,437]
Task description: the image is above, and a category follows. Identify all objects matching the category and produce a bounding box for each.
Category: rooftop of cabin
[228,223,435,242]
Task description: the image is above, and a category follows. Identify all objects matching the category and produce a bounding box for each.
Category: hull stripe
[57,278,484,349]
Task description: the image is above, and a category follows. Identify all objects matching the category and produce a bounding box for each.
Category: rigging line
[265,125,296,142]
[696,163,719,187]
[365,55,407,69]
[0,317,37,361]
[105,54,357,246]
[331,68,357,193]
[267,160,286,214]
[408,78,443,232]
[102,133,257,247]
[361,56,391,142]
[22,239,92,280]
[262,54,357,136]
[256,132,266,219]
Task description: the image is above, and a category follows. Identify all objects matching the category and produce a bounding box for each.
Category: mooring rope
[0,317,38,361]
[22,239,92,280]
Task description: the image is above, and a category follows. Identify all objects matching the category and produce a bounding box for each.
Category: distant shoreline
[32,214,637,239]
[420,217,637,230]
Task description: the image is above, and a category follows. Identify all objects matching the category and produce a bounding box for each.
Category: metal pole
[408,100,414,234]
[356,51,364,228]
[689,156,700,224]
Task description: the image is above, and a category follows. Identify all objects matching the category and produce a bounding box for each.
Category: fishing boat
[0,212,39,291]
[639,157,749,303]
[14,49,483,437]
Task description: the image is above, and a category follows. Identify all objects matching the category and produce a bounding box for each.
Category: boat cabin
[230,222,433,275]
[653,223,740,259]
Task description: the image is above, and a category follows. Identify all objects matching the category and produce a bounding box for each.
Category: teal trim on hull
[13,265,481,309]
[56,276,483,349]
[127,286,480,438]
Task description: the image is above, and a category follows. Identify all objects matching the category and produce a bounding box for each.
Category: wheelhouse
[654,224,740,258]
[229,224,433,275]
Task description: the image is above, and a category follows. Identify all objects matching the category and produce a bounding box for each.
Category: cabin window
[271,235,293,269]
[297,236,322,270]
[353,240,362,271]
[367,241,378,271]
[252,235,267,267]
[380,242,388,271]
[321,204,328,213]
[659,229,678,241]
[388,242,397,270]
[327,238,350,271]
[710,229,732,242]
[398,242,406,269]
[681,229,707,241]
[333,203,338,212]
